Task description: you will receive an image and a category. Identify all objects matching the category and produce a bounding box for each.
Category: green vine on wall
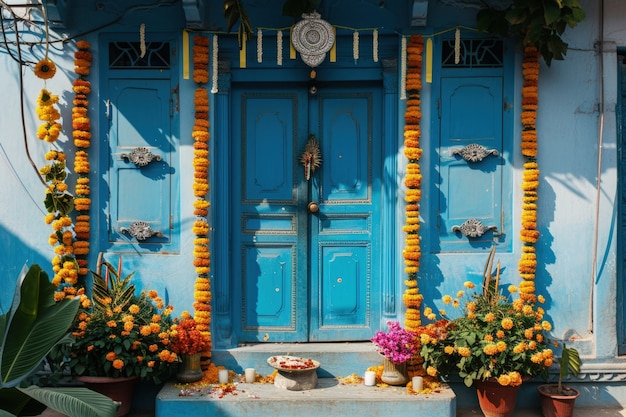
[477,0,586,66]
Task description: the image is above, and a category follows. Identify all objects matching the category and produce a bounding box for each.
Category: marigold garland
[518,46,541,304]
[402,35,424,337]
[191,35,213,366]
[70,40,93,281]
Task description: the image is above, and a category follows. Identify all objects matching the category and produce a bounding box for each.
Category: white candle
[364,371,376,386]
[218,369,229,384]
[412,376,423,391]
[245,368,256,383]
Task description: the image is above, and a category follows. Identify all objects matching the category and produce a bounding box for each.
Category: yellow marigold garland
[402,34,424,334]
[518,47,540,303]
[191,35,213,365]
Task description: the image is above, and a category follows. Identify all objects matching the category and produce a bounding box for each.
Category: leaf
[1,265,79,388]
[543,0,562,25]
[17,386,118,417]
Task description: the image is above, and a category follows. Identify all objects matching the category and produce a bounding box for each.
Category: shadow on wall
[0,223,51,311]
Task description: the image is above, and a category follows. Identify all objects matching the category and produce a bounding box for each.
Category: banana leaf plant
[0,264,117,417]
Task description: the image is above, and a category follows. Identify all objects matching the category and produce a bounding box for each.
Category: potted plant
[420,248,553,417]
[169,313,207,383]
[63,258,177,416]
[537,344,581,417]
[371,321,419,385]
[1,264,117,417]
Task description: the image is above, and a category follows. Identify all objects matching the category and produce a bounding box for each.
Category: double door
[231,82,382,342]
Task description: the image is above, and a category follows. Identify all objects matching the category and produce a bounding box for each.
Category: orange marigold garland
[191,35,213,365]
[402,34,424,334]
[72,40,93,280]
[518,46,540,303]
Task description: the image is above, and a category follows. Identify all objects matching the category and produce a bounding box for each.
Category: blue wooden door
[437,76,504,251]
[107,78,174,248]
[232,83,381,342]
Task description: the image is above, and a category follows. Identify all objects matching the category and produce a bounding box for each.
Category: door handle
[120,221,163,240]
[452,143,499,163]
[452,219,498,238]
[121,146,162,167]
[307,202,319,214]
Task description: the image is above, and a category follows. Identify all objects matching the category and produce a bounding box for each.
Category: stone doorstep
[210,342,383,378]
[156,378,457,417]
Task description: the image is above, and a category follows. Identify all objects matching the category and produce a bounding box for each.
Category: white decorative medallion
[291,11,335,67]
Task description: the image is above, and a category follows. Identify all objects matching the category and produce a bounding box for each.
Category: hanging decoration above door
[291,11,335,67]
[300,135,322,180]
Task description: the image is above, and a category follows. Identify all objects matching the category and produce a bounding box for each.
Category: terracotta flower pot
[474,378,521,417]
[75,375,138,417]
[537,384,580,417]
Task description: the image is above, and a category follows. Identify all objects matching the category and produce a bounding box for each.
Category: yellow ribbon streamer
[425,38,433,84]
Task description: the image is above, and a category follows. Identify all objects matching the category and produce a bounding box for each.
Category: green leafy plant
[420,247,553,387]
[477,0,586,66]
[556,343,581,394]
[0,264,117,417]
[65,259,177,384]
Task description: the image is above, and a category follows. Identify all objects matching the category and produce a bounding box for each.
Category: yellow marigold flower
[484,334,494,342]
[484,312,495,322]
[123,321,134,332]
[456,290,464,298]
[149,344,158,353]
[483,344,498,355]
[458,347,471,357]
[150,322,161,333]
[426,366,438,377]
[529,341,537,350]
[442,295,452,304]
[536,334,544,343]
[444,346,455,354]
[427,313,437,320]
[420,334,432,344]
[128,304,140,314]
[541,321,552,331]
[467,312,476,319]
[501,318,513,330]
[496,341,507,352]
[508,285,518,293]
[513,343,527,354]
[106,320,117,328]
[497,374,511,386]
[496,330,505,339]
[106,352,116,361]
[112,359,124,370]
[423,307,432,316]
[538,295,546,303]
[140,325,152,336]
[463,281,475,289]
[524,328,534,339]
[466,301,476,312]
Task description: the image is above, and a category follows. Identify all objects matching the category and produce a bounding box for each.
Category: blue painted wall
[1,0,625,404]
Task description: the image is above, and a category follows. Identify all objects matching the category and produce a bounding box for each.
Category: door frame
[211,36,401,348]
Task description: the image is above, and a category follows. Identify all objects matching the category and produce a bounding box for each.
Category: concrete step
[156,378,456,417]
[209,342,382,378]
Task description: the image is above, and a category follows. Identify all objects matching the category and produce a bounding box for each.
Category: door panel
[108,80,172,246]
[233,90,308,342]
[232,84,381,342]
[438,77,503,251]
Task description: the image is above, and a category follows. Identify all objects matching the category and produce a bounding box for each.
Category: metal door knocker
[300,135,322,180]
